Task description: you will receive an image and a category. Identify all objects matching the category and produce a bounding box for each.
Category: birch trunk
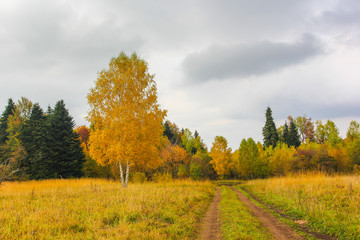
[119,161,125,187]
[125,161,129,187]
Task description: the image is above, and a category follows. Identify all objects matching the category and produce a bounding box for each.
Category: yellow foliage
[87,53,166,171]
[328,144,352,172]
[210,136,232,177]
[160,141,188,166]
[269,143,296,176]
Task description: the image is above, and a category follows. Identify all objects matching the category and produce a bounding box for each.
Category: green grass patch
[220,186,274,240]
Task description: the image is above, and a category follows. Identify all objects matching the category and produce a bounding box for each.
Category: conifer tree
[20,104,50,179]
[0,98,15,144]
[163,121,174,143]
[47,100,85,178]
[262,107,279,148]
[283,122,290,146]
[288,121,301,148]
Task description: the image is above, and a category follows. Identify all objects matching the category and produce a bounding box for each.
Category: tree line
[2,52,359,183]
[0,97,85,182]
[210,107,360,179]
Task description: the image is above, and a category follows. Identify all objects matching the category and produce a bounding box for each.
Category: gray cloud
[182,35,324,83]
[1,0,360,148]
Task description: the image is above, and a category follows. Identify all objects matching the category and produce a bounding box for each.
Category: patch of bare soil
[199,187,221,240]
[231,187,303,240]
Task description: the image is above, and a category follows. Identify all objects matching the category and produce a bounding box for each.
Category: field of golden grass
[0,179,214,239]
[243,172,360,239]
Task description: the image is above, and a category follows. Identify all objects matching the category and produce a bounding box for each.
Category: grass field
[0,179,214,239]
[242,172,360,240]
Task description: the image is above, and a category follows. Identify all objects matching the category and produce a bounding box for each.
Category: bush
[190,162,203,180]
[152,172,172,182]
[354,165,360,175]
[130,172,147,183]
[177,165,189,178]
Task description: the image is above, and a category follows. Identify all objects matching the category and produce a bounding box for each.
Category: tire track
[199,187,221,240]
[231,187,303,240]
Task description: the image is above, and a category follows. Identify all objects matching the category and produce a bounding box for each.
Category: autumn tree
[160,139,188,177]
[87,52,166,187]
[181,128,196,154]
[262,107,278,148]
[236,138,269,179]
[209,136,232,178]
[346,121,360,141]
[76,125,112,178]
[5,97,33,177]
[75,125,90,152]
[269,142,296,176]
[294,115,315,142]
[315,120,341,145]
[345,121,360,169]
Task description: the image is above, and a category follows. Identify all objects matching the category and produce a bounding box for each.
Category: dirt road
[199,187,221,240]
[231,187,303,240]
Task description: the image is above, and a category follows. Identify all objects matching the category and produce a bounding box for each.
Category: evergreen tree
[288,121,301,148]
[194,130,199,139]
[20,104,50,179]
[163,121,174,143]
[47,100,85,178]
[283,122,290,146]
[0,98,15,144]
[262,107,279,148]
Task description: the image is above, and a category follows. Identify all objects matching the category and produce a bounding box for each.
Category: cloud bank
[183,35,324,82]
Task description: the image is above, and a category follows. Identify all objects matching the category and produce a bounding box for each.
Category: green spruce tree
[163,121,174,143]
[262,107,279,148]
[283,122,290,146]
[288,121,301,148]
[20,104,50,179]
[0,98,15,144]
[47,100,85,178]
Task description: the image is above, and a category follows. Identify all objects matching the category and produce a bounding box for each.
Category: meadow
[242,173,360,240]
[0,179,214,240]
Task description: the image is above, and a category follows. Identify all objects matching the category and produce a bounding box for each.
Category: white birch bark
[125,161,129,187]
[119,161,125,187]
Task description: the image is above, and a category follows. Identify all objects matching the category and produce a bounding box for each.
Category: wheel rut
[199,187,221,240]
[231,186,303,240]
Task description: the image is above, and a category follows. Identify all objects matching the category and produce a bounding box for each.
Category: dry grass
[0,178,214,239]
[243,172,360,239]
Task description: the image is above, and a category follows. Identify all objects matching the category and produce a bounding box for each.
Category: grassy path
[231,186,303,240]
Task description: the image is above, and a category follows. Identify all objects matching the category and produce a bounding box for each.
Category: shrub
[130,172,147,183]
[177,164,189,178]
[190,162,203,180]
[152,172,172,182]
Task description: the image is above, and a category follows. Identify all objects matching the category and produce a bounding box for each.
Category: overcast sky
[1,0,360,149]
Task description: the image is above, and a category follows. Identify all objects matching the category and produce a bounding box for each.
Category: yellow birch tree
[209,136,232,178]
[87,52,166,187]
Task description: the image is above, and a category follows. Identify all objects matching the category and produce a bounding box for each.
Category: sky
[1,0,360,149]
